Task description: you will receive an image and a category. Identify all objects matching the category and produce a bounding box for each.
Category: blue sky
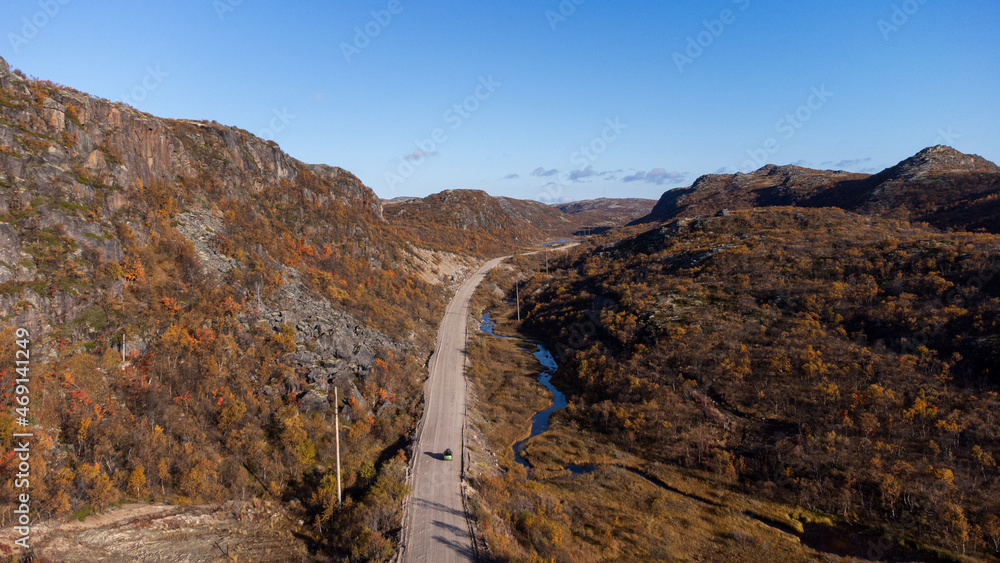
[2,0,998,202]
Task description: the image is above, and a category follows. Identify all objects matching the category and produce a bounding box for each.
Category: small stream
[477,311,945,562]
[512,345,566,467]
[480,312,567,468]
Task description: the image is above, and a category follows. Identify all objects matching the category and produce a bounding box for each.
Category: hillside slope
[497,206,1000,559]
[555,197,657,229]
[385,191,656,256]
[637,146,1000,233]
[0,55,442,559]
[384,189,574,255]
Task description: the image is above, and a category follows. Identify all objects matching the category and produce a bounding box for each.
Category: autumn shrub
[508,207,1000,558]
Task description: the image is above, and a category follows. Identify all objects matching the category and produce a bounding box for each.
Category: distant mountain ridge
[636,146,1000,232]
[384,190,655,254]
[555,197,656,229]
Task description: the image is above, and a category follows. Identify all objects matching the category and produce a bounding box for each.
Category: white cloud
[532,167,559,177]
[405,148,438,160]
[623,168,684,185]
[568,166,595,181]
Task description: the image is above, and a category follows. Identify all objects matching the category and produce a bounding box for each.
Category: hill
[555,197,657,231]
[383,189,575,255]
[637,146,1000,233]
[385,192,656,255]
[0,55,444,559]
[478,206,1000,560]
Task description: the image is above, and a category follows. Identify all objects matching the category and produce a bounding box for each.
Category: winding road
[400,257,504,563]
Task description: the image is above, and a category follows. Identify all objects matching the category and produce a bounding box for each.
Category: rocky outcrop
[173,210,399,416]
[634,146,1000,233]
[0,55,383,220]
[0,55,401,419]
[0,221,20,266]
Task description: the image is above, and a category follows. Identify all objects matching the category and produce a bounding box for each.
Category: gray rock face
[0,289,52,341]
[299,391,330,413]
[38,208,123,263]
[0,54,408,424]
[0,222,20,266]
[0,60,384,222]
[173,208,404,420]
[306,368,330,391]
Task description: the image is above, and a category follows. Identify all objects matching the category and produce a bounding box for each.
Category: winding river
[480,312,592,472]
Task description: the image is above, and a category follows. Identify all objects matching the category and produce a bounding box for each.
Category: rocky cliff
[0,55,450,559]
[0,53,411,392]
[0,56,380,219]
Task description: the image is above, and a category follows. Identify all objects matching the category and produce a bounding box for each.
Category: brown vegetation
[480,207,1000,560]
[638,146,1000,234]
[0,67,449,560]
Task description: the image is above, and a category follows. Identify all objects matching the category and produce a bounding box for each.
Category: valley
[460,204,1000,561]
[0,48,998,563]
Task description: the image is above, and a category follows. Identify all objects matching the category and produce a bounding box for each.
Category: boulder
[306,368,330,391]
[354,344,376,370]
[288,350,319,365]
[299,391,329,413]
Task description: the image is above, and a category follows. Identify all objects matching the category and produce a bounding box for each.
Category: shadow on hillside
[573,226,612,236]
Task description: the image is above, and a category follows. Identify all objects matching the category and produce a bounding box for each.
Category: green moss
[72,506,94,522]
[79,306,108,331]
[60,201,87,214]
[83,231,115,243]
[0,281,24,296]
[49,322,73,340]
[57,274,87,295]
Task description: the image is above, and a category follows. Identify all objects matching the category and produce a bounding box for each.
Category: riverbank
[460,258,935,562]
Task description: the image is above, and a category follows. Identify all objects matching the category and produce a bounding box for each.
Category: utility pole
[335,387,342,506]
[516,282,520,322]
[122,329,126,362]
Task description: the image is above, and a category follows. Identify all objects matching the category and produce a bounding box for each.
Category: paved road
[400,257,505,563]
